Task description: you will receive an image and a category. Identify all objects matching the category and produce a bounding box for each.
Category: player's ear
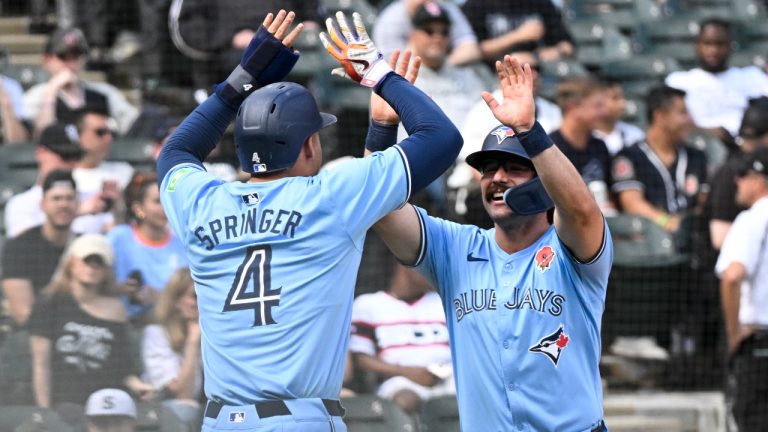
[302,133,320,160]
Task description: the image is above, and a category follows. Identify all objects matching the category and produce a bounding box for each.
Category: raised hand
[482,55,537,133]
[370,50,422,125]
[262,10,303,47]
[320,11,391,87]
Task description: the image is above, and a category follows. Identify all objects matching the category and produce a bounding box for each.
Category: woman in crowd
[107,171,186,323]
[29,234,154,407]
[142,268,202,424]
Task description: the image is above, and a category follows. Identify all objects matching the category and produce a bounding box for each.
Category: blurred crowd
[1,0,768,430]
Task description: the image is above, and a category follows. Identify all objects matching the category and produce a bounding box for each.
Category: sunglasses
[418,26,450,37]
[479,159,534,175]
[83,254,107,267]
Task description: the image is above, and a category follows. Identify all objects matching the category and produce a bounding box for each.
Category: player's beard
[493,212,539,235]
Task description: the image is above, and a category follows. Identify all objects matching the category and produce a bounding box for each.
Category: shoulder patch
[612,156,634,181]
[166,167,193,192]
[535,246,555,272]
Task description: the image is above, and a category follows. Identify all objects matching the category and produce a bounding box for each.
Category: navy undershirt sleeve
[156,94,238,183]
[374,74,463,192]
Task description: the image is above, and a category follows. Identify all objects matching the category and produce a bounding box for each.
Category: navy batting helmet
[465,125,554,215]
[234,82,337,174]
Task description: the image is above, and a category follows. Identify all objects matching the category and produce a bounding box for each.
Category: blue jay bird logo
[529,325,570,366]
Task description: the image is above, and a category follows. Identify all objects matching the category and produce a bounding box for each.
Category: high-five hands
[482,55,537,134]
[370,50,422,125]
[320,12,392,88]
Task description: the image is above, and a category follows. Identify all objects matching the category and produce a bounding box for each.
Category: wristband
[656,213,671,228]
[515,121,553,158]
[365,121,398,152]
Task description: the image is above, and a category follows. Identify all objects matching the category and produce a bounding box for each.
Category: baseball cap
[412,1,450,29]
[84,389,137,419]
[65,234,115,267]
[45,27,89,57]
[738,148,768,178]
[739,97,768,139]
[42,169,77,193]
[39,123,84,161]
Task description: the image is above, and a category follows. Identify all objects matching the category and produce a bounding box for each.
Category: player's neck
[494,215,549,255]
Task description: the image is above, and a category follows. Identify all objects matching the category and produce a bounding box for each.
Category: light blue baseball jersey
[414,208,612,432]
[160,147,411,404]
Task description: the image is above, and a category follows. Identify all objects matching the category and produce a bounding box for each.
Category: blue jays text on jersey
[452,286,565,322]
[413,207,613,432]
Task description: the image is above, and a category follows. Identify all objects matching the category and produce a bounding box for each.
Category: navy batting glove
[215,25,300,108]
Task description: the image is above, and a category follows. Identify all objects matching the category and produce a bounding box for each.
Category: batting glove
[215,25,300,108]
[320,11,392,88]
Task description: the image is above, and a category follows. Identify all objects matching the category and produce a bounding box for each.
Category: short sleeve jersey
[414,208,612,431]
[159,147,411,404]
[611,141,708,214]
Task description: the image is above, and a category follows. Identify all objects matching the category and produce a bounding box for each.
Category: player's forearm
[377,74,463,191]
[156,94,237,182]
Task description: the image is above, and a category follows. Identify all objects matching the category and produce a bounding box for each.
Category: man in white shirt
[665,18,768,144]
[716,148,768,431]
[4,123,83,238]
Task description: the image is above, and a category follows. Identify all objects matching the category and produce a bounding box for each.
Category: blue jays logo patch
[229,412,246,423]
[491,126,516,144]
[529,325,570,366]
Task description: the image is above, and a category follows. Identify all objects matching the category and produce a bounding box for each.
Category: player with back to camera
[367,55,613,431]
[156,9,461,432]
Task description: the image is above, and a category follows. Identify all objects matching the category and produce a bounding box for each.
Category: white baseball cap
[84,388,137,419]
[66,234,115,267]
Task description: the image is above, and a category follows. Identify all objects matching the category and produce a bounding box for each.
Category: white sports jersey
[351,291,451,367]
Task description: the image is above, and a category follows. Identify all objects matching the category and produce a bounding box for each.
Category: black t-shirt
[462,0,572,53]
[549,130,612,185]
[707,154,746,222]
[611,141,709,213]
[1,226,67,293]
[55,88,109,124]
[27,292,137,405]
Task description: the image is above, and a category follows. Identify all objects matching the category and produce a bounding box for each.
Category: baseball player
[156,9,462,432]
[368,56,612,431]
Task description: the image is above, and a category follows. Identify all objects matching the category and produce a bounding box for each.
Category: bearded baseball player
[156,10,461,432]
[369,55,612,431]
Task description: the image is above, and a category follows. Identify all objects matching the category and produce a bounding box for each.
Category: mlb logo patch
[229,412,246,423]
[241,192,261,205]
[253,163,268,173]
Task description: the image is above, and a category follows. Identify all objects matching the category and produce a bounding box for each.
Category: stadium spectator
[373,0,482,66]
[399,2,494,209]
[72,109,133,234]
[3,122,83,238]
[715,148,768,432]
[23,28,139,137]
[611,85,708,234]
[351,263,453,414]
[549,76,613,212]
[449,51,561,226]
[593,79,645,156]
[84,388,137,432]
[461,0,574,64]
[0,72,29,145]
[28,234,154,407]
[107,172,186,323]
[2,170,78,327]
[665,18,768,146]
[142,268,202,424]
[708,97,768,251]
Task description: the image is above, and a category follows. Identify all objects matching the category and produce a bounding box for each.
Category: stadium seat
[566,0,669,30]
[606,214,688,267]
[135,402,191,432]
[688,132,728,170]
[340,395,416,432]
[569,22,633,65]
[600,56,681,84]
[0,406,75,432]
[419,396,460,432]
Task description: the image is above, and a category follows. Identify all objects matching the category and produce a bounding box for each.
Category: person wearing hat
[369,56,610,431]
[4,122,83,238]
[28,234,155,408]
[84,388,137,432]
[716,148,768,431]
[708,97,768,250]
[23,27,138,137]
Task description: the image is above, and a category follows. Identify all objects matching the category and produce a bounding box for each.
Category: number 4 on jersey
[223,245,282,326]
